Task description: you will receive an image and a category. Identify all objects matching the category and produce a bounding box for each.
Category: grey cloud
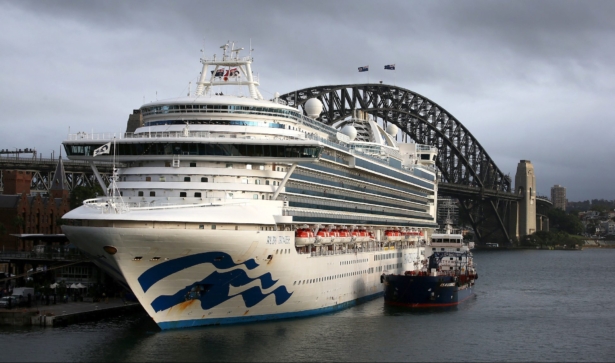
[0,0,613,201]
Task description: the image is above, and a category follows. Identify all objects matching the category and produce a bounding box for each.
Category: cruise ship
[61,43,440,329]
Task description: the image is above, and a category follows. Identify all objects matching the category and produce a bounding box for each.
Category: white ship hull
[63,210,425,329]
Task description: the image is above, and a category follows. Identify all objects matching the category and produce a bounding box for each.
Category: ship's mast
[195,42,263,99]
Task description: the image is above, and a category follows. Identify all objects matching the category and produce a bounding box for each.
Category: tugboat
[383,217,477,307]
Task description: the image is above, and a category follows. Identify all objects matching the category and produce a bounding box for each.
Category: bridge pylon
[514,160,537,237]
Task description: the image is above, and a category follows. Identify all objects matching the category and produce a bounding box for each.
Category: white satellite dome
[386,124,399,136]
[340,125,357,141]
[304,98,323,119]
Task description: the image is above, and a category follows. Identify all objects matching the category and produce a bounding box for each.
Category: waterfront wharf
[0,298,143,327]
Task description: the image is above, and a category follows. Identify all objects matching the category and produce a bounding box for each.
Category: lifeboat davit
[295,228,315,246]
[368,231,376,241]
[351,229,360,242]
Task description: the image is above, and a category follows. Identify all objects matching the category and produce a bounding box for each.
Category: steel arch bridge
[279,84,521,244]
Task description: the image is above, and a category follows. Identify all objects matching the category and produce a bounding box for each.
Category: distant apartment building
[600,220,615,235]
[551,184,567,210]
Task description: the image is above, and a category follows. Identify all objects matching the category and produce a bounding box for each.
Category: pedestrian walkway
[33,297,138,316]
[1,298,143,327]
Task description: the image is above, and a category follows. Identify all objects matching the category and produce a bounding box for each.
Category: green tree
[548,208,584,235]
[70,185,104,209]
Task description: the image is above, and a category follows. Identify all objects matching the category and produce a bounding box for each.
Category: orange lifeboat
[316,228,331,244]
[328,228,341,243]
[339,228,351,243]
[295,228,315,246]
[384,229,402,242]
[355,229,367,242]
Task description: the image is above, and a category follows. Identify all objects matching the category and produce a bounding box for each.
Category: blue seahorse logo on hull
[137,252,292,312]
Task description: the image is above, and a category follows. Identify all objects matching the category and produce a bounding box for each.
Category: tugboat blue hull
[383,274,475,307]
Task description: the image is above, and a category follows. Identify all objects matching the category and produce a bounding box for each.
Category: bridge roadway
[0,156,115,173]
[439,182,521,201]
[0,156,115,193]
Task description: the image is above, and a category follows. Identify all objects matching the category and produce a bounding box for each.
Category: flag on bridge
[93,142,111,157]
[384,64,395,70]
[358,66,369,72]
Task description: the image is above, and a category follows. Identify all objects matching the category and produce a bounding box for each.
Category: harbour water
[1,248,614,362]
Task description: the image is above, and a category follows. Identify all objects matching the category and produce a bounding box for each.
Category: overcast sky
[0,0,613,201]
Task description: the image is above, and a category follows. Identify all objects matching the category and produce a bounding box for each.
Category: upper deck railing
[65,130,436,183]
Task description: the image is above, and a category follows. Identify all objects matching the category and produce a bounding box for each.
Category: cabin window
[246,164,252,170]
[195,192,202,197]
[180,192,187,197]
[145,176,151,182]
[159,177,166,182]
[253,194,258,199]
[255,180,261,185]
[201,177,208,182]
[266,180,270,185]
[199,225,204,229]
[150,191,155,197]
[138,191,144,197]
[211,225,216,229]
[226,163,233,168]
[190,162,196,167]
[184,177,191,182]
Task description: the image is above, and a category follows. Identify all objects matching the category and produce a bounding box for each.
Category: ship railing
[67,131,316,142]
[82,197,250,214]
[67,134,434,183]
[416,144,438,152]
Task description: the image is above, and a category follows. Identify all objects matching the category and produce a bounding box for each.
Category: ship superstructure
[61,42,440,329]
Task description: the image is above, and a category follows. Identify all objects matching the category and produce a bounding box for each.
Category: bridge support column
[515,160,536,237]
[508,200,519,241]
[536,215,549,232]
